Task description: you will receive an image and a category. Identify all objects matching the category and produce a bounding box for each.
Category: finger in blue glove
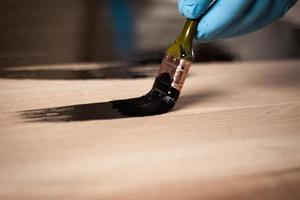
[223,0,297,38]
[219,0,273,38]
[178,0,297,41]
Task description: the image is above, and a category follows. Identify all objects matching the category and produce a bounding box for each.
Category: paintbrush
[112,2,216,117]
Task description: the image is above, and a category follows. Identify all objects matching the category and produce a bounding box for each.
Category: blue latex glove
[178,0,297,41]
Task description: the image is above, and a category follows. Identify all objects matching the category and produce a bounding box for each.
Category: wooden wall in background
[0,0,114,67]
[0,0,299,67]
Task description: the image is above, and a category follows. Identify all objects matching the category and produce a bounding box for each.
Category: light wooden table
[0,60,300,200]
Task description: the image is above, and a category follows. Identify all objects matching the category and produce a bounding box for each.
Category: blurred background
[0,0,299,68]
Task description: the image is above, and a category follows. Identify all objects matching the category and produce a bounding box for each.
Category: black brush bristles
[112,88,177,117]
[112,72,179,117]
[111,56,183,117]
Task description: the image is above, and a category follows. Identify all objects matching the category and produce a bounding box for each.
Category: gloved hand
[178,0,297,41]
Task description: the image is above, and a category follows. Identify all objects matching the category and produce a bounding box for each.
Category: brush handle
[152,19,199,99]
[167,0,217,60]
[165,18,199,61]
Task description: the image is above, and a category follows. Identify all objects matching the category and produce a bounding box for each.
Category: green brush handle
[166,18,200,61]
[167,0,217,60]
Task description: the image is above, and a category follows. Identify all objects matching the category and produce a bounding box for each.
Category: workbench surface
[0,60,300,200]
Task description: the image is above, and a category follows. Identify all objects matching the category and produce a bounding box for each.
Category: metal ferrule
[157,54,192,92]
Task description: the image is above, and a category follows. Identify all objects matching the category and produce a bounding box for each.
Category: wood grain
[0,60,300,199]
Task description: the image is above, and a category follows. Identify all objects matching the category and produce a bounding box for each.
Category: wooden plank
[0,60,299,199]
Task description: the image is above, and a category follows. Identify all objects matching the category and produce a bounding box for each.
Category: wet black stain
[19,90,221,122]
[0,46,234,80]
[20,101,126,121]
[0,64,154,80]
[20,93,174,122]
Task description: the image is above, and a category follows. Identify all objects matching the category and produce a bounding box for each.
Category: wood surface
[0,60,300,199]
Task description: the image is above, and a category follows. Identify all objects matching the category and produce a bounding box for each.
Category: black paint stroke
[20,90,221,122]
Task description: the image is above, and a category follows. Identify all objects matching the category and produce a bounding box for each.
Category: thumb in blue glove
[178,0,297,41]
